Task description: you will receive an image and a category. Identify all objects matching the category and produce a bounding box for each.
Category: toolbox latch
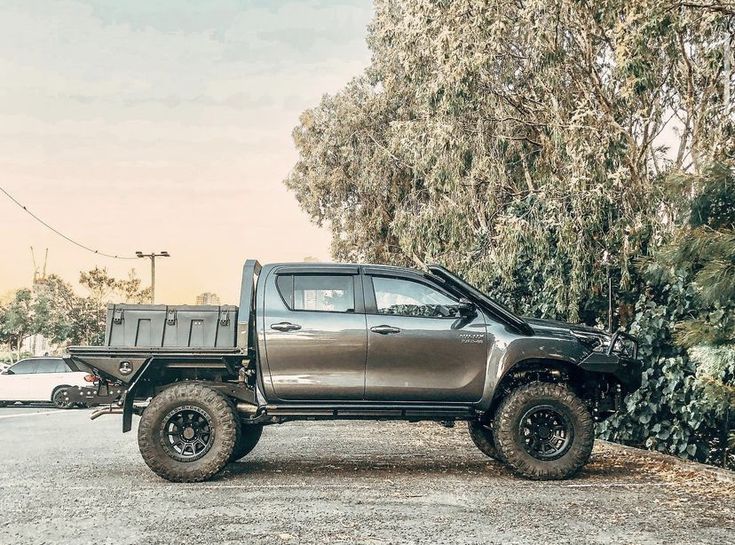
[113,308,124,324]
[166,308,177,325]
[219,308,231,326]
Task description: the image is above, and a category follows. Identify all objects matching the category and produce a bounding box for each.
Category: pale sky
[0,0,373,304]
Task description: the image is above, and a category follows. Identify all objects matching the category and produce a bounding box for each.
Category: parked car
[0,357,96,408]
[69,260,641,483]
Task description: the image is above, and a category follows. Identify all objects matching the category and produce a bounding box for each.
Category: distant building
[303,256,320,263]
[196,292,221,305]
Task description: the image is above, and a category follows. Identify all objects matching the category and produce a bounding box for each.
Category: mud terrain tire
[137,383,238,482]
[494,382,594,480]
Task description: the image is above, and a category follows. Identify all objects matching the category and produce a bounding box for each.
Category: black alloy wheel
[161,406,214,462]
[518,405,573,461]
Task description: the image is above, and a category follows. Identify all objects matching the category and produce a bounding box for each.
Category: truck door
[364,272,487,402]
[261,268,366,400]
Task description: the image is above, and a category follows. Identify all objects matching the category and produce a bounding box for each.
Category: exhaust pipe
[90,406,123,420]
[236,402,258,415]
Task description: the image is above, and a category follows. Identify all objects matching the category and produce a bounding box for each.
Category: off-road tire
[467,420,503,461]
[52,387,73,409]
[137,383,238,483]
[229,424,263,462]
[494,382,594,480]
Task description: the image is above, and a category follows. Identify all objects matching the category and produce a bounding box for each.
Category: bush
[600,164,735,468]
[599,285,731,465]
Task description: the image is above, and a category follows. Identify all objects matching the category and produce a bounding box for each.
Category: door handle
[270,322,302,332]
[370,325,401,335]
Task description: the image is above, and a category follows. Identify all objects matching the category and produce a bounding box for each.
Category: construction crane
[30,246,48,286]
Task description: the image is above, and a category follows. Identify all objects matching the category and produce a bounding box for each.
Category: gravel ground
[1,406,733,545]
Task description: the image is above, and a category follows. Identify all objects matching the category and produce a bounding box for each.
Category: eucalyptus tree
[286,0,734,323]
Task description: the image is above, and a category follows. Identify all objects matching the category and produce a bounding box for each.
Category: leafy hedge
[599,164,735,467]
[599,282,730,465]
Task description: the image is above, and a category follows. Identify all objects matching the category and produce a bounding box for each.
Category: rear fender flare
[121,358,259,433]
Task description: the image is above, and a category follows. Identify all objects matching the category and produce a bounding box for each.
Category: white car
[0,357,94,408]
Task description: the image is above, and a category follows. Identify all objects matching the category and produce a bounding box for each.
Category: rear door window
[276,274,355,313]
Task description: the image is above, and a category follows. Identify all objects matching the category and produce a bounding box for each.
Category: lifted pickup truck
[68,260,641,483]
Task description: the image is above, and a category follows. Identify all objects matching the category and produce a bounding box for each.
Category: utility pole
[136,251,170,303]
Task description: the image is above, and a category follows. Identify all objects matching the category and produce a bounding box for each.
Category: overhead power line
[0,185,137,260]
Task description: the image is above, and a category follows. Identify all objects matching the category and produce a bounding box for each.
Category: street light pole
[136,251,170,303]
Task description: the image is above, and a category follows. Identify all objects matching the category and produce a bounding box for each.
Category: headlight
[571,330,610,352]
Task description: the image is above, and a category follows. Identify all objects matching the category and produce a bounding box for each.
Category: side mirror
[458,298,476,317]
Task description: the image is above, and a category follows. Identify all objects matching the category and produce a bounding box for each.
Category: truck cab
[68,260,641,483]
[259,262,488,403]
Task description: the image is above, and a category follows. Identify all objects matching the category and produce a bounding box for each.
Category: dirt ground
[1,406,733,545]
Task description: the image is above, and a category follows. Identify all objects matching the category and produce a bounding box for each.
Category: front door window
[373,277,460,318]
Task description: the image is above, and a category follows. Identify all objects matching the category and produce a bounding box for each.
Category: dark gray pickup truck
[68,260,641,483]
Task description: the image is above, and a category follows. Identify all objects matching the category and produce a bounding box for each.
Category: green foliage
[690,345,735,413]
[286,0,734,323]
[79,267,151,305]
[0,289,34,357]
[597,278,719,462]
[0,268,151,355]
[600,164,735,466]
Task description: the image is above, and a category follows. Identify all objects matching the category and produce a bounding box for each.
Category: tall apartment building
[195,292,221,305]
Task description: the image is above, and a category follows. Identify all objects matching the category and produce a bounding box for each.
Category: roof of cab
[266,262,424,274]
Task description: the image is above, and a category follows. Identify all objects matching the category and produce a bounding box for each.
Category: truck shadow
[226,455,506,479]
[223,450,654,483]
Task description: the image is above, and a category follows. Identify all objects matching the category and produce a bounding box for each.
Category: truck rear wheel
[137,383,238,482]
[494,382,594,480]
[467,420,503,461]
[230,424,263,462]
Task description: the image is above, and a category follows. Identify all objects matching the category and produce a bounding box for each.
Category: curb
[599,440,735,484]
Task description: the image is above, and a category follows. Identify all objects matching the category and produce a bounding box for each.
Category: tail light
[84,374,97,383]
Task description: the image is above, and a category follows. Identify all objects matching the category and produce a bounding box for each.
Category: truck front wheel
[494,382,593,480]
[137,383,238,482]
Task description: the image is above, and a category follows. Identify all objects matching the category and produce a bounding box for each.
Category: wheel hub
[161,406,214,462]
[519,405,573,461]
[537,424,551,440]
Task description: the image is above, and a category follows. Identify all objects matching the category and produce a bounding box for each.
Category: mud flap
[122,358,153,433]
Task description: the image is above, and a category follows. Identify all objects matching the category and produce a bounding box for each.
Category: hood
[524,317,607,335]
[523,318,611,349]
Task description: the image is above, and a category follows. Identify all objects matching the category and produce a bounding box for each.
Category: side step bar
[261,404,476,419]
